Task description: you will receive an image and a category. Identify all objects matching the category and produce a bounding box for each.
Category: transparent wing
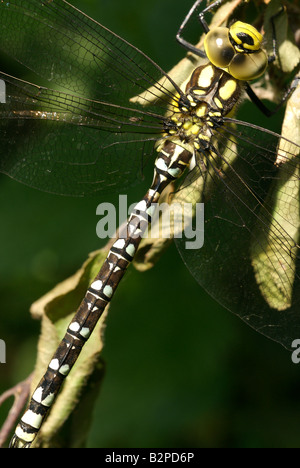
[0,72,166,196]
[175,120,300,349]
[0,0,180,106]
[0,0,184,196]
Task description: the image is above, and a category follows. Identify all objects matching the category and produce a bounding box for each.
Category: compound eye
[204,27,235,68]
[229,49,268,80]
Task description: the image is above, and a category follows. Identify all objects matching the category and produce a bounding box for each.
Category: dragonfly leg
[176,0,224,55]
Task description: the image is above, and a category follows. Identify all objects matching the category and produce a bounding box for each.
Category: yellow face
[229,21,264,52]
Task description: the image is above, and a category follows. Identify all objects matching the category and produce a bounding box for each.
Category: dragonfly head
[204,22,268,81]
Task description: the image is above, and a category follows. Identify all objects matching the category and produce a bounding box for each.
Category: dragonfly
[0,0,299,448]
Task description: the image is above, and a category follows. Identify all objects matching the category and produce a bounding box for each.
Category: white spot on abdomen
[49,359,60,371]
[103,285,113,298]
[21,410,43,429]
[69,322,80,332]
[91,280,103,291]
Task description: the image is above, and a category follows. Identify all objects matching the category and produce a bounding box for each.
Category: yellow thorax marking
[219,79,237,101]
[197,64,214,88]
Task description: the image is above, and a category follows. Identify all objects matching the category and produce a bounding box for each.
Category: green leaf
[251,82,300,310]
[264,0,300,73]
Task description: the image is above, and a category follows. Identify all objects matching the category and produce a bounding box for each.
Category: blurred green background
[0,0,300,448]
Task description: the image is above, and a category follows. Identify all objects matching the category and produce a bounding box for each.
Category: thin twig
[0,373,33,448]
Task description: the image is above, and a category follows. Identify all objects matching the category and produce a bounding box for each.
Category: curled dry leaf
[29,247,110,447]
